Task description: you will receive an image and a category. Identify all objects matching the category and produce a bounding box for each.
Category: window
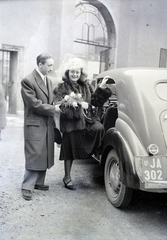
[159,48,167,68]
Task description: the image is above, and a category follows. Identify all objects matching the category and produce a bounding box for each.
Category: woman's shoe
[63,178,76,190]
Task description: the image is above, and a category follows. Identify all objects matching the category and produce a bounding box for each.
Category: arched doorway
[74,0,116,79]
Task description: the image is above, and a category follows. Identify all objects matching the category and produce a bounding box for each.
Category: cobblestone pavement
[0,112,110,240]
[1,112,167,240]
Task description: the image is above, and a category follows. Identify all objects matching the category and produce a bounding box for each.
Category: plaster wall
[1,0,167,72]
[0,0,76,111]
[1,0,167,111]
[101,0,167,68]
[0,0,73,75]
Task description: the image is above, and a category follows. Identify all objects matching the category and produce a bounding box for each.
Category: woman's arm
[91,76,112,107]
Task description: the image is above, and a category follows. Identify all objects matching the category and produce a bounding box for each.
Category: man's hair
[36,53,52,66]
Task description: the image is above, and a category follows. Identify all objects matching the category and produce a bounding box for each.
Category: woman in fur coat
[53,58,111,190]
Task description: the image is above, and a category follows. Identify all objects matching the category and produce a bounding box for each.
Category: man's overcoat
[21,69,55,170]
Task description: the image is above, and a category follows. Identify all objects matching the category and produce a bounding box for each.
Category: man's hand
[55,104,61,113]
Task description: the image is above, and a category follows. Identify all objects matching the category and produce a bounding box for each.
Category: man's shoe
[22,189,32,201]
[34,185,49,191]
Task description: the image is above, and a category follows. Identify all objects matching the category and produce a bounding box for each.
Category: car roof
[96,67,167,83]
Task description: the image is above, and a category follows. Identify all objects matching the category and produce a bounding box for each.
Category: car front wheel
[104,149,133,208]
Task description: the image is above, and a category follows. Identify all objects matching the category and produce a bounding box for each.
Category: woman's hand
[98,76,110,88]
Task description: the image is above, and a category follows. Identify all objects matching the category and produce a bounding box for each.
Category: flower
[64,95,70,101]
[70,92,76,98]
[77,93,82,99]
[72,101,78,108]
[60,91,86,110]
[81,102,88,109]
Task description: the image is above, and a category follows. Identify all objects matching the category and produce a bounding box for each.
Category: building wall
[1,0,167,111]
[0,0,75,110]
[0,0,75,76]
[1,0,167,72]
[101,0,167,68]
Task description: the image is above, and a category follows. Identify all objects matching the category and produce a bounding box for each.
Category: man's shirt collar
[36,68,46,81]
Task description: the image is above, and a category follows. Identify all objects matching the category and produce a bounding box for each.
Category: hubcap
[109,162,120,194]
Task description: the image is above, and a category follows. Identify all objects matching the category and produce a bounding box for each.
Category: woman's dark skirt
[60,121,105,161]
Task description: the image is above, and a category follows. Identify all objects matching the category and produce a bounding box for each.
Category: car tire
[104,149,133,208]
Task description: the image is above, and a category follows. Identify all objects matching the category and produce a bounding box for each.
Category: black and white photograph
[0,0,167,239]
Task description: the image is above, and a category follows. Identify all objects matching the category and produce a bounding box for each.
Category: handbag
[54,127,62,144]
[82,105,97,124]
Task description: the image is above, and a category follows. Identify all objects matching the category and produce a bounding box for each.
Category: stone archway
[74,0,116,78]
[86,0,116,69]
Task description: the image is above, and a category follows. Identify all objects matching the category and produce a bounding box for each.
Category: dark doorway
[0,49,18,114]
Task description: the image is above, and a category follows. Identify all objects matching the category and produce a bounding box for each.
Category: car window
[156,82,167,100]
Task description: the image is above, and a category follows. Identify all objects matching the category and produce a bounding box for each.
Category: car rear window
[156,82,167,100]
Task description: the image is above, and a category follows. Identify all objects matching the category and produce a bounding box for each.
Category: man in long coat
[21,53,60,200]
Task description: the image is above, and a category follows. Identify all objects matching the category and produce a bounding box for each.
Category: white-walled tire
[104,150,133,208]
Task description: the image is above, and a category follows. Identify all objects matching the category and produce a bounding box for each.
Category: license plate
[142,156,167,182]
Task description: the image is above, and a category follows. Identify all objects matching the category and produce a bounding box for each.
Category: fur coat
[53,77,111,133]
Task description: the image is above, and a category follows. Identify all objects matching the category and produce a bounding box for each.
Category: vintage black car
[96,68,167,208]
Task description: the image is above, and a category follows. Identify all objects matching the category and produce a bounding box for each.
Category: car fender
[101,128,142,189]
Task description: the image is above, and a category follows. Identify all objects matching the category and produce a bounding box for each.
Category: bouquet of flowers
[61,92,88,109]
[60,92,89,120]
